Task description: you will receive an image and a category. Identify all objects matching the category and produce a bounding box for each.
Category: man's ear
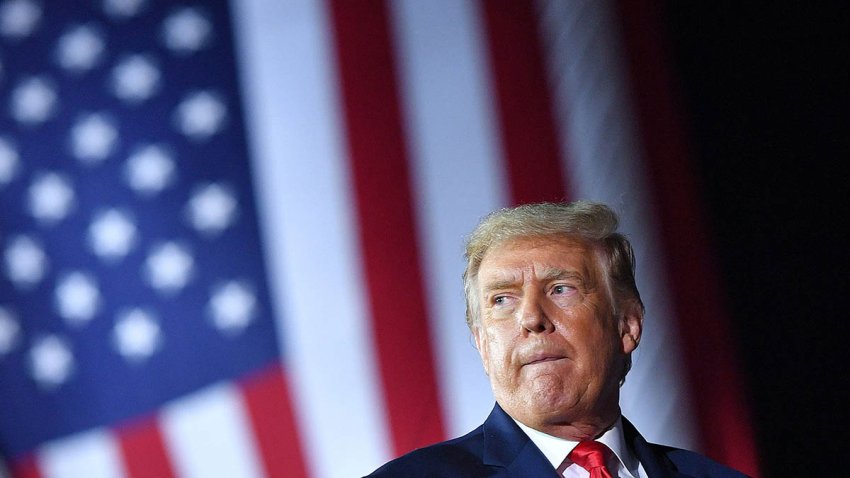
[472,325,482,350]
[619,299,643,354]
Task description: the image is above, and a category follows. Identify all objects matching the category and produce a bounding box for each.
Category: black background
[662,3,848,476]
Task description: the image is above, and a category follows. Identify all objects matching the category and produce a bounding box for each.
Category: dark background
[662,3,847,476]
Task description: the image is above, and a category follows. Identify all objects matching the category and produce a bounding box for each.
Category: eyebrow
[538,267,585,283]
[480,268,585,293]
[480,278,519,293]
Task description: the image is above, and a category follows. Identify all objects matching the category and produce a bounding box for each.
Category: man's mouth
[523,353,567,366]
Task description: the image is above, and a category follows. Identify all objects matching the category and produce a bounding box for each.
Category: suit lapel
[622,417,693,478]
[481,404,561,477]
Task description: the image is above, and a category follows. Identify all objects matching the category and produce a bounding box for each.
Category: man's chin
[509,391,580,423]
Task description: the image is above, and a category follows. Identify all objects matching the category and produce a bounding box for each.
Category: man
[369,201,749,477]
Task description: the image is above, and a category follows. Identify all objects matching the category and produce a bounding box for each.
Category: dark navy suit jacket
[367,404,749,477]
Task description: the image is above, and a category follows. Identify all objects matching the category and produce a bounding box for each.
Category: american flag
[0,1,759,477]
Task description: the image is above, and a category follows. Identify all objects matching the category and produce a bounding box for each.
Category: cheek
[570,319,619,368]
[480,329,514,375]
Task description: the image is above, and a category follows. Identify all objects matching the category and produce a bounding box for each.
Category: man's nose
[518,293,554,334]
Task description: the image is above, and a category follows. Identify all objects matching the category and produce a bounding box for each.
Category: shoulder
[650,443,751,478]
[621,417,750,478]
[365,426,490,477]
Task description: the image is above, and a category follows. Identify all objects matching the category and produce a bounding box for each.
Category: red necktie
[568,441,614,478]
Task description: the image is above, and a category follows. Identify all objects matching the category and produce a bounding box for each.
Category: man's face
[473,235,641,438]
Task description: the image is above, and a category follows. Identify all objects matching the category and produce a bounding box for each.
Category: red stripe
[240,363,309,478]
[479,0,569,204]
[328,0,446,456]
[613,1,760,475]
[9,455,41,478]
[116,415,176,478]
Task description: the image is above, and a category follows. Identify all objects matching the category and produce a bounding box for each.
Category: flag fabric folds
[0,1,758,477]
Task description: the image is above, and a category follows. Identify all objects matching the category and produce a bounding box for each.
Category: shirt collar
[513,416,641,477]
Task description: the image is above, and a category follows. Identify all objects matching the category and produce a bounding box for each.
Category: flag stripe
[9,456,40,478]
[160,384,265,478]
[479,0,569,204]
[536,0,700,450]
[240,364,308,478]
[387,0,505,437]
[116,417,175,478]
[613,1,759,474]
[327,0,446,456]
[38,429,125,478]
[230,0,392,476]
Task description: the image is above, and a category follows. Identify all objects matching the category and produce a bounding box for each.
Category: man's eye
[494,296,506,305]
[552,285,573,295]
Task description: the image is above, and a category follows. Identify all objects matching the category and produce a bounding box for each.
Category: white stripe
[38,428,126,478]
[160,383,264,478]
[230,1,391,477]
[537,0,698,449]
[388,0,507,438]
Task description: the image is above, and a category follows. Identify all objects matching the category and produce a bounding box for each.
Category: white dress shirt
[513,416,648,478]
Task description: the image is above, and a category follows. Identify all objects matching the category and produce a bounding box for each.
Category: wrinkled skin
[473,235,643,440]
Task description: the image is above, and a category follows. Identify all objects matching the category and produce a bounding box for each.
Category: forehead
[477,235,600,282]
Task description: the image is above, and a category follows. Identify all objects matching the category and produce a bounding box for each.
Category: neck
[513,404,620,441]
[541,415,618,441]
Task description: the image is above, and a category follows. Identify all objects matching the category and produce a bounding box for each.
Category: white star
[124,144,176,195]
[55,24,105,73]
[112,308,161,362]
[55,271,101,326]
[0,306,21,355]
[4,235,48,289]
[29,335,74,389]
[28,172,75,224]
[186,183,238,236]
[111,54,161,103]
[88,209,137,261]
[162,7,212,55]
[0,0,41,40]
[70,112,119,163]
[144,242,194,293]
[102,0,147,20]
[174,90,227,141]
[0,136,21,186]
[10,76,58,125]
[207,281,256,335]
